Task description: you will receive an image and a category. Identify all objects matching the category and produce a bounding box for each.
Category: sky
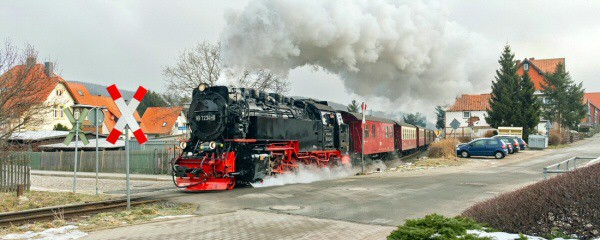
[2,0,600,118]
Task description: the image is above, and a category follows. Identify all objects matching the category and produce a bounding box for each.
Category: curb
[31,172,172,182]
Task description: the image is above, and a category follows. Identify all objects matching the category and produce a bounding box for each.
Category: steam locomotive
[171,83,351,191]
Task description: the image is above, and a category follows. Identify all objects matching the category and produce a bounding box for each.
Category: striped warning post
[106,84,148,145]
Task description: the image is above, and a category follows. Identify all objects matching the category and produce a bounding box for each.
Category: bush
[387,214,490,240]
[428,139,460,159]
[548,129,569,145]
[457,136,472,143]
[462,163,600,239]
[53,123,69,131]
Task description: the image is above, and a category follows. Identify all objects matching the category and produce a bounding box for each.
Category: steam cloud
[221,0,495,110]
[251,164,355,188]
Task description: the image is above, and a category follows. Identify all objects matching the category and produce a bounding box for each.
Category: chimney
[529,57,535,60]
[44,62,54,77]
[26,57,36,68]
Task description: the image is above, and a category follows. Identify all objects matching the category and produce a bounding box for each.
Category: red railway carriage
[416,127,426,148]
[393,120,417,153]
[339,112,395,157]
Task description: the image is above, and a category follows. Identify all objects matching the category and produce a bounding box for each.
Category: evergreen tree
[347,99,360,113]
[403,112,427,127]
[486,45,520,128]
[541,63,587,131]
[138,90,168,116]
[435,105,446,130]
[517,71,541,141]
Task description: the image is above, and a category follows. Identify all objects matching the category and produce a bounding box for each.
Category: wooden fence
[21,150,177,175]
[0,153,31,193]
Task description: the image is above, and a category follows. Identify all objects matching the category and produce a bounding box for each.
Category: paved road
[86,135,599,239]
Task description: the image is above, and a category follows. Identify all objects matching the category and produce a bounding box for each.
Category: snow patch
[1,225,86,240]
[153,215,195,220]
[467,230,578,240]
[251,164,355,188]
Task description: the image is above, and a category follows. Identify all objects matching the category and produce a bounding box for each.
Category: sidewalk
[31,170,171,182]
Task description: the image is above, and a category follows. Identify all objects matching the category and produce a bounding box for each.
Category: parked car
[516,137,527,150]
[456,138,508,159]
[493,135,521,153]
[498,138,515,154]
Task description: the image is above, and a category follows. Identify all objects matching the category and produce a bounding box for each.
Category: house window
[56,90,63,96]
[463,111,471,118]
[78,90,84,96]
[162,122,167,127]
[60,106,64,118]
[524,63,529,71]
[53,106,58,118]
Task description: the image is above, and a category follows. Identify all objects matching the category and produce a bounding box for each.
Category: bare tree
[163,41,221,99]
[234,69,290,94]
[0,40,56,148]
[162,41,291,103]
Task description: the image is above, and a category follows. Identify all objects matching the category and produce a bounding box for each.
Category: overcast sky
[2,0,600,116]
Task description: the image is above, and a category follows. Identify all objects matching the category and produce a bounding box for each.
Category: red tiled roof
[529,58,564,74]
[141,107,183,135]
[448,94,492,111]
[1,64,64,105]
[65,82,98,106]
[585,92,600,109]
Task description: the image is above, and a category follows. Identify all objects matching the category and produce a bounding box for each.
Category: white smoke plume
[221,0,495,111]
[251,164,355,188]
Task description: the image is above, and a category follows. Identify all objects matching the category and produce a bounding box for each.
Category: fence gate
[0,153,31,193]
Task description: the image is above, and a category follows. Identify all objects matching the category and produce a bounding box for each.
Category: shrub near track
[428,139,461,159]
[462,163,600,239]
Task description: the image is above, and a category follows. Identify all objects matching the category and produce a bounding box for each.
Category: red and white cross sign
[106,84,148,145]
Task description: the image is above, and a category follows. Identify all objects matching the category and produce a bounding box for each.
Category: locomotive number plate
[196,114,216,121]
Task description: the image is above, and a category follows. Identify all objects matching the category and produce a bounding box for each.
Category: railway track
[0,197,160,227]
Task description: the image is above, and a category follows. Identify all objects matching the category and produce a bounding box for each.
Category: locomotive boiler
[171,84,350,191]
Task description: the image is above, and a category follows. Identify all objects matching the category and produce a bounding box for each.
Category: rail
[543,156,597,180]
[0,197,159,226]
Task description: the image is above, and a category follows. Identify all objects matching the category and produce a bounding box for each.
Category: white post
[73,121,79,193]
[95,108,99,196]
[125,126,130,210]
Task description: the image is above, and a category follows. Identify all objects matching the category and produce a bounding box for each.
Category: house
[444,94,494,137]
[516,58,565,94]
[0,58,75,132]
[140,107,187,138]
[583,92,600,126]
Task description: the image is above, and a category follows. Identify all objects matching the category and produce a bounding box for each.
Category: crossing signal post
[63,108,90,193]
[106,84,147,210]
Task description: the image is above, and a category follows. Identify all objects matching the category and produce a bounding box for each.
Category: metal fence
[543,156,597,180]
[0,153,31,192]
[15,150,178,175]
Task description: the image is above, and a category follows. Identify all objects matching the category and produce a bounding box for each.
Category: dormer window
[78,90,84,96]
[162,122,167,127]
[524,63,529,71]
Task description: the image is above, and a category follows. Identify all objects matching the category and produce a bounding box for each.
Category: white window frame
[463,111,471,119]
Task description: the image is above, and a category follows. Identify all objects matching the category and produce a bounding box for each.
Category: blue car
[456,138,508,159]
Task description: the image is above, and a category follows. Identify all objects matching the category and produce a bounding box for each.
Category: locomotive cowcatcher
[171,84,351,191]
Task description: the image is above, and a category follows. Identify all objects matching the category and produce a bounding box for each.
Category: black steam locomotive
[172,83,350,191]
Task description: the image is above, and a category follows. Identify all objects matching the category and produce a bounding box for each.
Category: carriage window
[364,126,369,138]
[372,125,376,138]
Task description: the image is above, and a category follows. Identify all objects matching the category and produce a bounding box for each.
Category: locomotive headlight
[198,83,208,92]
[209,141,217,149]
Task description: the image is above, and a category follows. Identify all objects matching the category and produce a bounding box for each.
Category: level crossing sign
[64,108,90,145]
[105,84,148,145]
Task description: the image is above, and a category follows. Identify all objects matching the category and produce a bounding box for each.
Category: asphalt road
[84,135,599,239]
[167,134,599,226]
